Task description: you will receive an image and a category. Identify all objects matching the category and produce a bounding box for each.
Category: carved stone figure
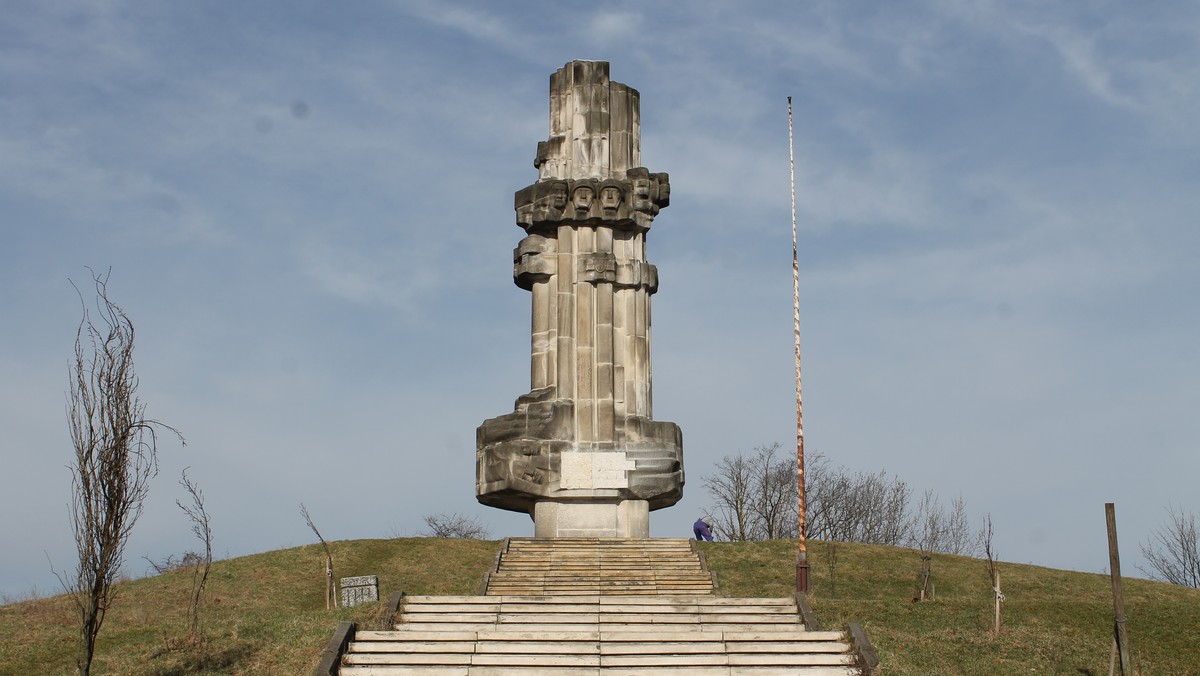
[477,61,683,538]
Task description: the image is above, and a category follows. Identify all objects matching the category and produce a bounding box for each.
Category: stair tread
[337,539,859,675]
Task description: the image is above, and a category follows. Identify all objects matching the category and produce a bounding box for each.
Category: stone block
[533,498,649,538]
[340,575,378,608]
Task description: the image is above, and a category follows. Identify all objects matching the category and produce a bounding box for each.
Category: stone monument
[476,61,683,538]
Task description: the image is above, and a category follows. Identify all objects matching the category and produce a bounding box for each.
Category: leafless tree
[750,443,799,540]
[421,512,491,539]
[63,270,182,676]
[1139,505,1200,588]
[176,468,212,641]
[909,490,946,554]
[982,514,1003,633]
[943,494,977,556]
[706,446,918,546]
[300,503,335,610]
[808,462,912,546]
[703,444,800,541]
[143,551,205,575]
[823,540,840,598]
[704,452,757,541]
[908,492,978,556]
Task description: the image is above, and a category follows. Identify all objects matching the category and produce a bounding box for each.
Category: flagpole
[790,96,810,594]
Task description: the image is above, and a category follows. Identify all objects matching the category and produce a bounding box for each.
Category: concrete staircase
[328,538,867,675]
[482,537,716,596]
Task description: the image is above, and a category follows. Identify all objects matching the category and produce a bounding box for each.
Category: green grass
[3,538,1197,674]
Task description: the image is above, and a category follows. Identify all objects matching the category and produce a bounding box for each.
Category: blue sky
[3,1,1198,599]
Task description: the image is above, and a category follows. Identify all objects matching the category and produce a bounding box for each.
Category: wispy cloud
[953,1,1200,141]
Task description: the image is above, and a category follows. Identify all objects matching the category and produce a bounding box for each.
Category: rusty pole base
[796,561,811,594]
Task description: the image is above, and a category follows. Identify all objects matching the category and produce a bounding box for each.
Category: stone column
[476,61,683,538]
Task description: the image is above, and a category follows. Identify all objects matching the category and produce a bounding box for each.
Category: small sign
[340,575,379,607]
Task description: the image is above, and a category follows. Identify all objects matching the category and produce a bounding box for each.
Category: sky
[3,1,1198,600]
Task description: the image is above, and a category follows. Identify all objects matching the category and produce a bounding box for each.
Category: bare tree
[706,444,799,541]
[1139,505,1200,588]
[943,494,977,556]
[64,270,183,675]
[143,552,204,575]
[300,503,335,610]
[808,464,912,546]
[909,490,946,555]
[421,513,491,539]
[176,468,212,641]
[982,514,1003,634]
[750,443,799,540]
[823,540,840,598]
[907,492,979,556]
[706,446,918,546]
[703,453,756,541]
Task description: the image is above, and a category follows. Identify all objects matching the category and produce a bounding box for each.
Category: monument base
[533,498,649,538]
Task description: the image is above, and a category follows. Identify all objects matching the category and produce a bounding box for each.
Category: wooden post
[1106,503,1132,675]
[993,569,1002,634]
[914,556,933,602]
[788,95,810,594]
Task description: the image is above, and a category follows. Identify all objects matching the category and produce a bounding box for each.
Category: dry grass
[700,539,1200,675]
[0,538,497,674]
[4,537,1199,674]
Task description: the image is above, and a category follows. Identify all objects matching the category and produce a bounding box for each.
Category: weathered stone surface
[478,61,683,537]
[341,575,379,607]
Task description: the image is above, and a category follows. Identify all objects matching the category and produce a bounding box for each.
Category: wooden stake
[1106,503,1132,674]
[993,569,1002,634]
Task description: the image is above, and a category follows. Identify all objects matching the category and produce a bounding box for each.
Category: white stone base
[533,499,649,538]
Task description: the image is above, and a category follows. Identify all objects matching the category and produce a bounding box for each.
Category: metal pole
[789,96,809,594]
[1105,503,1132,675]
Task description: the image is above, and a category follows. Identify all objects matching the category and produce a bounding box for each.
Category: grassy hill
[2,538,1198,674]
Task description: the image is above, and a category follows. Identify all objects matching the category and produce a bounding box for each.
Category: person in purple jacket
[693,515,714,542]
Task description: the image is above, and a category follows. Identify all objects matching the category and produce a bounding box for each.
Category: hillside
[2,538,1197,674]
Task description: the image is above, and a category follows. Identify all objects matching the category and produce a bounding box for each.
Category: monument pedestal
[533,499,649,538]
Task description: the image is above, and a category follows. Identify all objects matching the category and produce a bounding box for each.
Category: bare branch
[64,270,183,675]
[421,513,491,539]
[1138,505,1200,588]
[980,514,1003,633]
[704,445,923,547]
[703,453,757,541]
[300,503,335,609]
[982,513,998,584]
[176,468,212,640]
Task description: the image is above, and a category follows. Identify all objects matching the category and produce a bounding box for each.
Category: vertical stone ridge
[538,60,640,181]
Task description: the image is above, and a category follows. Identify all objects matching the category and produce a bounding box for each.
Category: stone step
[334,540,863,674]
[340,667,859,674]
[485,537,715,597]
[343,667,859,672]
[400,596,778,608]
[345,627,858,665]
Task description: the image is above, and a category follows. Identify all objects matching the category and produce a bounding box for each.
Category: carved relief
[515,175,670,230]
[514,234,557,290]
[580,252,618,284]
[571,185,595,213]
[599,181,623,213]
